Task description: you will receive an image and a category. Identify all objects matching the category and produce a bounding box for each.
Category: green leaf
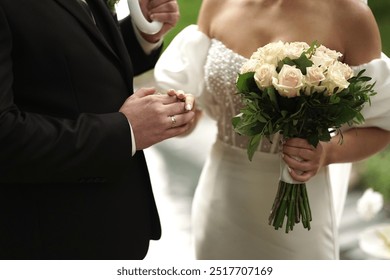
[232,115,242,128]
[236,72,257,93]
[292,53,313,74]
[266,87,279,110]
[247,134,262,161]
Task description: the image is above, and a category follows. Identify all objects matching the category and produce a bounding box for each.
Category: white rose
[256,41,286,65]
[311,45,342,68]
[240,59,260,74]
[324,62,351,94]
[285,42,310,60]
[356,188,384,221]
[250,49,262,60]
[311,52,335,68]
[254,64,277,88]
[316,45,343,60]
[272,64,304,98]
[334,61,354,80]
[305,66,326,85]
[303,66,327,95]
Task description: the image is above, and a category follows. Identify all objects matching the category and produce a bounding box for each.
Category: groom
[0,0,193,259]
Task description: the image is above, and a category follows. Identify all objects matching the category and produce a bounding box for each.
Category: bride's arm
[282,2,389,183]
[283,128,390,182]
[166,89,202,137]
[153,25,211,136]
[322,128,390,165]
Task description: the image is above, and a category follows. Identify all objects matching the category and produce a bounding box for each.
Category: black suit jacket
[0,0,161,259]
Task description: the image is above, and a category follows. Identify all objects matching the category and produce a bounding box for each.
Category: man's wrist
[128,121,136,156]
[131,20,163,54]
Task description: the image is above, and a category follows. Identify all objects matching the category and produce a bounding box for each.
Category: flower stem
[268,181,312,233]
[273,182,292,230]
[268,180,285,225]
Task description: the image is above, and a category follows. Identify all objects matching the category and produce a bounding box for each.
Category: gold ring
[170,115,177,127]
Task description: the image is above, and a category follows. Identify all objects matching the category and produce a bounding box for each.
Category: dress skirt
[191,139,339,259]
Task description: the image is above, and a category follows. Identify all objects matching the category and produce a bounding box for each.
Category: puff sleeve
[351,53,390,131]
[153,25,211,97]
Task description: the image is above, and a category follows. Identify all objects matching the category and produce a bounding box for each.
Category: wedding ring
[170,115,177,127]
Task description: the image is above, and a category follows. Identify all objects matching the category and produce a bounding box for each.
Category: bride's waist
[216,132,281,154]
[211,139,280,169]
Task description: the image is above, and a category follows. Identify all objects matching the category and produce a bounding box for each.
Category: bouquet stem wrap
[268,159,312,233]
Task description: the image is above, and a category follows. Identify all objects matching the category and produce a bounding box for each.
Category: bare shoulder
[197,0,225,36]
[336,0,376,24]
[336,0,381,65]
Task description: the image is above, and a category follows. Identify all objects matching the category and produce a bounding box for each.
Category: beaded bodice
[203,39,280,153]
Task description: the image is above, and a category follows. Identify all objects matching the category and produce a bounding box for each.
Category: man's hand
[119,87,195,150]
[139,0,180,43]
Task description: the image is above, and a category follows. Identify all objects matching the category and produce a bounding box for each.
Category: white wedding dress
[154,23,390,259]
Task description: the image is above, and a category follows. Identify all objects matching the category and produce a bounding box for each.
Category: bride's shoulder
[336,0,379,41]
[334,0,372,18]
[336,0,382,65]
[197,0,226,35]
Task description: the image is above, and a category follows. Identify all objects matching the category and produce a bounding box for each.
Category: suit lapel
[90,0,134,86]
[53,0,120,61]
[54,0,134,89]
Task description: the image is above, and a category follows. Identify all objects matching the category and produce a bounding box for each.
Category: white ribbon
[127,0,163,35]
[279,156,303,184]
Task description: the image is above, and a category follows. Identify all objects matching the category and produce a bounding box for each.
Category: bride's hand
[281,138,326,182]
[166,89,195,111]
[166,89,201,136]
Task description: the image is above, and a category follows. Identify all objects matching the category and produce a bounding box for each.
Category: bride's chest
[204,40,246,104]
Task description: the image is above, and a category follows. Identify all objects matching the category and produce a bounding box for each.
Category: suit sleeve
[119,15,162,76]
[0,7,133,183]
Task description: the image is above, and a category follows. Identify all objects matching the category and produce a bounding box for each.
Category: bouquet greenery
[232,41,376,233]
[106,0,120,14]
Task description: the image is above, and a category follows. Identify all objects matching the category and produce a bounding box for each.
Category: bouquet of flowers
[232,41,376,233]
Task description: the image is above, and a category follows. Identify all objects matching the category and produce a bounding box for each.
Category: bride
[154,0,390,259]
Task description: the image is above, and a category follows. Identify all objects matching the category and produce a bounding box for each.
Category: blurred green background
[164,0,390,203]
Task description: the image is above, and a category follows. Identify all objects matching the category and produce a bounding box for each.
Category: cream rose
[316,45,342,60]
[272,64,304,97]
[240,59,259,74]
[303,66,327,95]
[285,42,310,60]
[334,61,354,80]
[311,45,342,68]
[254,41,286,65]
[324,62,352,94]
[305,66,326,85]
[254,64,277,88]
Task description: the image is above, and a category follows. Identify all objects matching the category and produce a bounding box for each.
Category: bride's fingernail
[288,167,292,173]
[185,104,192,111]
